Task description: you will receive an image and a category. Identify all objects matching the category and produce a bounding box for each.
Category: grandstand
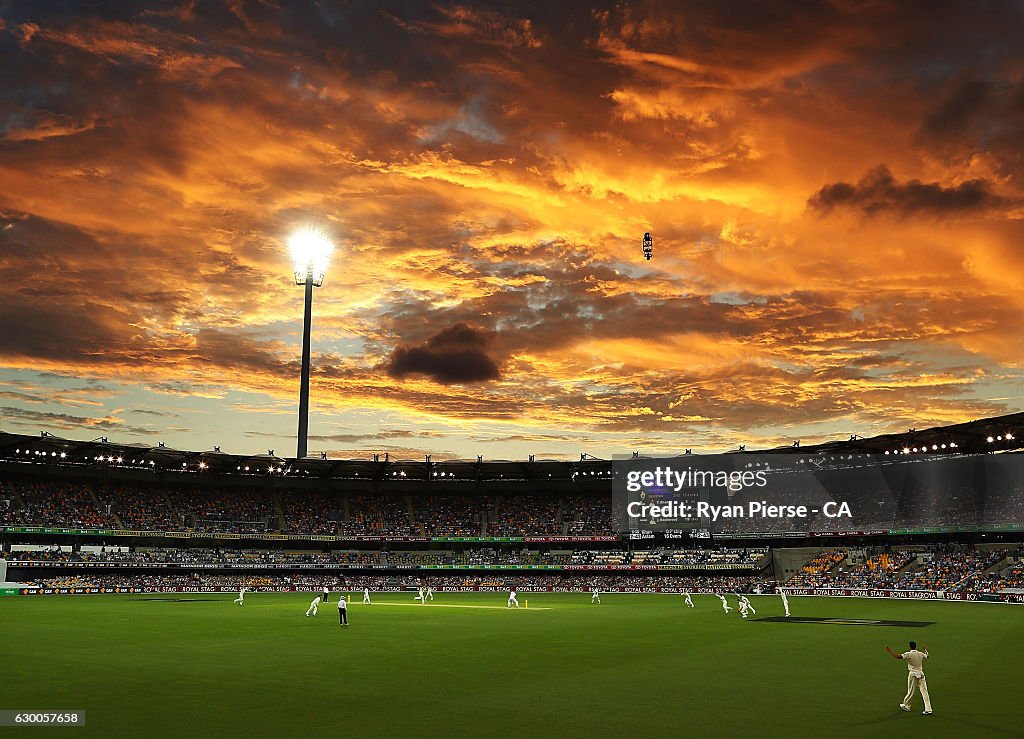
[1,413,1023,600]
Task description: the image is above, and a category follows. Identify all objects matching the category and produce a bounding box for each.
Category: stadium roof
[0,411,1022,485]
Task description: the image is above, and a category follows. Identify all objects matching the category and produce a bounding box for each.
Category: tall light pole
[288,227,333,459]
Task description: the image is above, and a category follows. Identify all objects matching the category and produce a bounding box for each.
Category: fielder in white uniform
[306,595,321,616]
[718,593,732,613]
[780,589,790,617]
[591,587,601,604]
[739,594,756,615]
[233,587,247,606]
[427,585,435,601]
[507,589,520,608]
[738,599,750,618]
[363,587,371,605]
[683,592,694,608]
[887,642,932,715]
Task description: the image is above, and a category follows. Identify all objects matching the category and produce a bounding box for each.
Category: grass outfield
[2,592,1023,738]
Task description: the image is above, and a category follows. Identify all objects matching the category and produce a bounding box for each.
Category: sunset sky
[1,1,1023,460]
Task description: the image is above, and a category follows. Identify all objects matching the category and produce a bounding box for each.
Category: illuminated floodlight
[288,226,333,287]
[288,224,336,460]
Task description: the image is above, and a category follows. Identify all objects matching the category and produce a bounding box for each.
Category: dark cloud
[921,78,993,137]
[807,165,1013,217]
[0,406,153,434]
[303,429,447,443]
[384,322,501,384]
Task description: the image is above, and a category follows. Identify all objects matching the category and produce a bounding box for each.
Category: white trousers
[903,673,932,712]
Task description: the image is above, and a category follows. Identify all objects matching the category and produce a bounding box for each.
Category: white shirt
[311,596,321,606]
[902,649,928,677]
[338,597,347,609]
[509,591,517,598]
[364,588,369,595]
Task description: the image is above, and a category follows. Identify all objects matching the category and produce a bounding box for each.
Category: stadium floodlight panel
[288,226,333,286]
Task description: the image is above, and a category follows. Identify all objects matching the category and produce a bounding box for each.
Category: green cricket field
[2,592,1021,737]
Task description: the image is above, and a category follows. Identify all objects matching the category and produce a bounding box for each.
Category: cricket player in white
[887,642,932,715]
[739,594,756,615]
[306,595,321,616]
[363,587,371,604]
[507,589,520,608]
[718,593,732,613]
[780,589,790,617]
[427,585,435,601]
[683,592,694,608]
[738,599,749,618]
[234,587,247,606]
[591,587,601,604]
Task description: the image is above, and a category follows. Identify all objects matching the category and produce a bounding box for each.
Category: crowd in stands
[339,495,413,536]
[562,494,615,536]
[278,490,337,535]
[966,555,1024,593]
[94,482,180,529]
[0,478,108,528]
[2,545,767,569]
[22,572,769,593]
[787,550,847,586]
[783,546,1021,592]
[414,496,487,537]
[13,469,1020,538]
[167,487,276,533]
[12,542,1024,594]
[487,496,561,536]
[788,549,913,588]
[892,547,1007,591]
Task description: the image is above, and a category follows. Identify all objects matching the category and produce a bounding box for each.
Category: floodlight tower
[288,227,333,459]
